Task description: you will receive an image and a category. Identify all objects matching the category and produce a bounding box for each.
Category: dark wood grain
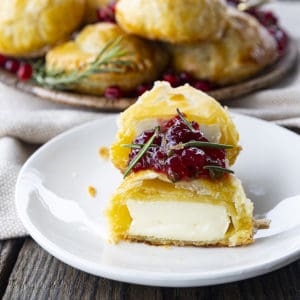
[3,238,300,300]
[0,239,24,298]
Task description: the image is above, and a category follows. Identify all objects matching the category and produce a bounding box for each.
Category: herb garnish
[122,143,158,149]
[171,141,234,150]
[32,36,132,89]
[203,166,234,179]
[123,127,159,178]
[176,108,195,132]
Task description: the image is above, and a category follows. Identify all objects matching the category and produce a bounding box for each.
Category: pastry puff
[110,81,241,172]
[167,8,278,85]
[115,0,228,43]
[46,23,168,96]
[106,170,254,246]
[0,0,85,58]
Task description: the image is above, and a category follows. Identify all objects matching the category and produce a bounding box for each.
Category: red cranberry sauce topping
[128,115,227,182]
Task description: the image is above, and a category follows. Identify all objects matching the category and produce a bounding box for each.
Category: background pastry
[46,23,168,96]
[0,0,85,58]
[110,81,241,173]
[167,8,278,85]
[115,0,228,43]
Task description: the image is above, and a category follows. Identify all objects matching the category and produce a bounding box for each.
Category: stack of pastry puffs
[0,0,279,96]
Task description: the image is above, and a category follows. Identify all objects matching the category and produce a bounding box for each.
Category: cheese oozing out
[126,200,230,242]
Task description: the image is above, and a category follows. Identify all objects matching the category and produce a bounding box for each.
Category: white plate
[15,114,300,287]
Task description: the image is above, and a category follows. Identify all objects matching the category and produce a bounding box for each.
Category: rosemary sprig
[122,143,158,149]
[123,127,159,178]
[176,108,194,132]
[203,166,234,179]
[32,36,132,89]
[172,141,234,150]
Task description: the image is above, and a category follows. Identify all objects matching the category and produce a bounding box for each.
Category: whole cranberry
[104,86,123,99]
[17,63,33,81]
[0,54,7,67]
[136,83,152,96]
[192,80,212,92]
[163,73,180,87]
[179,72,194,84]
[5,59,20,73]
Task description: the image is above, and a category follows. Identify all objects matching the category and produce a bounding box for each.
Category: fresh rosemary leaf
[204,165,234,179]
[122,143,158,149]
[32,36,132,89]
[181,141,234,149]
[123,127,159,178]
[176,108,194,132]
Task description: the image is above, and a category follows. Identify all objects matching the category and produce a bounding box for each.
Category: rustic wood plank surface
[0,239,24,298]
[2,238,300,300]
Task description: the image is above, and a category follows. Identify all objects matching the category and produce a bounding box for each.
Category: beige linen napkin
[0,2,300,239]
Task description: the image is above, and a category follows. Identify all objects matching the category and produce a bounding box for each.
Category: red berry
[163,73,180,87]
[5,59,20,73]
[97,6,115,22]
[192,80,212,92]
[104,86,123,99]
[0,54,7,66]
[179,72,194,84]
[17,63,33,81]
[136,84,152,96]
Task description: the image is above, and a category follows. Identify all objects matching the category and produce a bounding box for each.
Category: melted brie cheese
[126,200,230,242]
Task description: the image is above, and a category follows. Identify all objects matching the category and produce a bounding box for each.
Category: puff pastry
[106,170,254,247]
[110,81,241,172]
[107,82,254,247]
[46,23,168,96]
[0,0,85,57]
[115,0,228,43]
[167,8,278,85]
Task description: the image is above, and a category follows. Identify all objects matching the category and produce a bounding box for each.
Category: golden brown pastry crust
[106,170,254,247]
[167,8,278,85]
[110,81,241,172]
[46,23,168,96]
[0,0,85,58]
[116,0,228,43]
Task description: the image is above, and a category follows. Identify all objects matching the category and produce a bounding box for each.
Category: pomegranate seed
[17,63,33,81]
[136,84,152,96]
[163,73,180,87]
[5,59,20,73]
[104,86,123,99]
[0,54,7,66]
[192,80,212,92]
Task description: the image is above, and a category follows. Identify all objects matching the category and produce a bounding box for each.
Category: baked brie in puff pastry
[46,23,168,96]
[167,8,278,85]
[0,0,85,57]
[116,0,228,43]
[107,82,254,247]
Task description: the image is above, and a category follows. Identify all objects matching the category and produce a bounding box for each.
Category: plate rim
[15,113,300,287]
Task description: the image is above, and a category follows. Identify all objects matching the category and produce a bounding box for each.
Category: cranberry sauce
[127,114,227,182]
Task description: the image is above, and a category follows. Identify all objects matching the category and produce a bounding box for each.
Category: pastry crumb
[98,146,109,160]
[88,186,97,197]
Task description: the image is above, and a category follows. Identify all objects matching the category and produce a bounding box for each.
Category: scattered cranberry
[268,26,288,56]
[179,72,194,84]
[192,80,212,92]
[4,59,20,73]
[97,1,116,23]
[136,83,152,96]
[104,86,123,99]
[128,114,226,181]
[0,54,7,67]
[163,73,180,87]
[17,63,33,81]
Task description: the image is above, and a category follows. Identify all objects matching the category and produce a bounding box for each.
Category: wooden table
[0,237,299,299]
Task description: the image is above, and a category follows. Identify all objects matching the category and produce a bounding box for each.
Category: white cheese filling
[127,200,230,242]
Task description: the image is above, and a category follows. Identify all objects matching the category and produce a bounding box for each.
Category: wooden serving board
[0,39,297,112]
